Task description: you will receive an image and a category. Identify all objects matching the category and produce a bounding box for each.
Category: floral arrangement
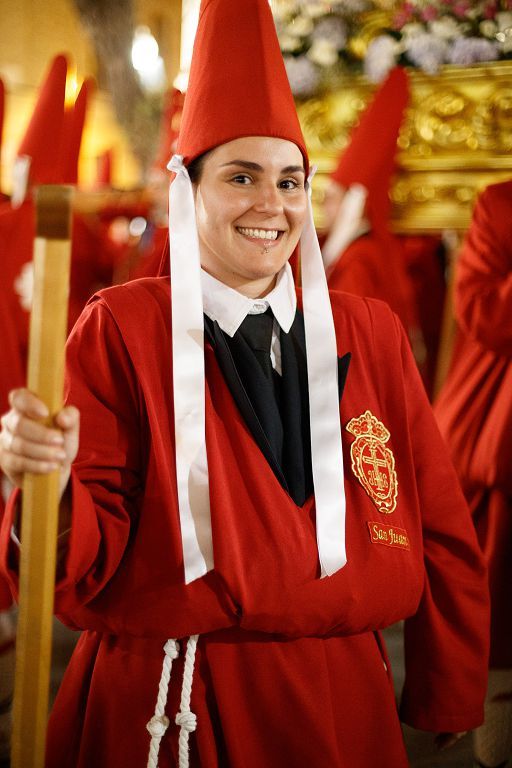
[365,0,512,82]
[274,0,512,95]
[274,0,374,96]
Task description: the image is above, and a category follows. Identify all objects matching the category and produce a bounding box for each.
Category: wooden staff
[432,229,461,400]
[11,185,73,768]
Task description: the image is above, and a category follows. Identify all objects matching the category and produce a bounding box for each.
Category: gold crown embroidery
[346,410,398,514]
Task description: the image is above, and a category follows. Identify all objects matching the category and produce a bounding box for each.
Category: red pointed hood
[16,54,68,186]
[330,67,409,236]
[177,0,308,169]
[59,77,95,185]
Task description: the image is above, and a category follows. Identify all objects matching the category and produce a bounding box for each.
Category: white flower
[496,11,512,31]
[479,20,498,39]
[280,34,303,52]
[285,14,314,37]
[302,1,331,18]
[272,0,300,22]
[311,16,347,47]
[400,23,425,41]
[307,38,339,67]
[364,35,399,82]
[428,16,462,41]
[284,55,321,97]
[496,12,512,52]
[331,0,370,11]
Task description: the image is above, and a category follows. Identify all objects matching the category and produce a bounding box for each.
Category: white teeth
[237,227,279,241]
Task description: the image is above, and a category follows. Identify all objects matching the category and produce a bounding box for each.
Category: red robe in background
[326,233,425,380]
[1,280,488,767]
[400,235,446,399]
[67,213,127,331]
[435,180,512,667]
[0,201,32,610]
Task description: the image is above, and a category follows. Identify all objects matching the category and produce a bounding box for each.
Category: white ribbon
[168,155,213,583]
[301,167,347,576]
[166,156,346,583]
[11,155,31,209]
[321,183,368,271]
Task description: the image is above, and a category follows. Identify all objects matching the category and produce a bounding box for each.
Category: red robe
[434,180,512,667]
[0,201,32,610]
[1,279,488,767]
[326,233,425,381]
[326,234,414,334]
[399,235,446,399]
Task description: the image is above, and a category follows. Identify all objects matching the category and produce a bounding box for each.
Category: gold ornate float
[299,61,512,233]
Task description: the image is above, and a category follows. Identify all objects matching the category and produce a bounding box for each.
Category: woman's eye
[279,178,300,190]
[231,174,252,185]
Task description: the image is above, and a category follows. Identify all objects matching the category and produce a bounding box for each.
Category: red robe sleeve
[395,313,489,732]
[455,182,512,356]
[0,297,144,616]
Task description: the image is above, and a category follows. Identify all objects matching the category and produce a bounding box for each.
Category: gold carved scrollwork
[298,63,512,233]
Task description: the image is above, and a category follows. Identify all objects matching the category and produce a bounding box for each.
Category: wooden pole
[432,229,461,401]
[11,185,73,768]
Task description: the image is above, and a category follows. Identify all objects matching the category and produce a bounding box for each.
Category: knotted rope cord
[176,635,199,768]
[146,639,179,768]
[146,635,199,768]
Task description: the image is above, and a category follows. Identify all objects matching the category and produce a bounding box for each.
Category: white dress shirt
[201,263,297,376]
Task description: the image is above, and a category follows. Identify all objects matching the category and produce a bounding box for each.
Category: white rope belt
[146,635,199,768]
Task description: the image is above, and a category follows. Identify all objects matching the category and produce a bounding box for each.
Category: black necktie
[226,308,284,464]
[237,309,275,380]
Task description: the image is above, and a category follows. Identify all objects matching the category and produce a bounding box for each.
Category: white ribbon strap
[300,166,347,576]
[168,155,214,583]
[321,183,368,270]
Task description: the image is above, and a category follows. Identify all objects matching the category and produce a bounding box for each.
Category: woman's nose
[253,183,283,214]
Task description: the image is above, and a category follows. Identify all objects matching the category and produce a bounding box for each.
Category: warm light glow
[132,26,166,92]
[65,68,79,107]
[132,26,160,72]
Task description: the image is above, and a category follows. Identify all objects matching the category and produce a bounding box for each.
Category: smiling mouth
[236,227,281,241]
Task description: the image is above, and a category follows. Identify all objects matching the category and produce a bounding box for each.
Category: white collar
[201,262,297,337]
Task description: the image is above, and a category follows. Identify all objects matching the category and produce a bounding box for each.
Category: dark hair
[186,150,212,184]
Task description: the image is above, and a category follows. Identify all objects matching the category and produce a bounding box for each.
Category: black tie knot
[238,308,274,353]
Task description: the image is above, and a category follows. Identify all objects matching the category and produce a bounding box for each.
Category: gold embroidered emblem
[346,410,398,514]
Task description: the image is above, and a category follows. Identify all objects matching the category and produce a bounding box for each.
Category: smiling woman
[193,136,307,297]
[0,0,491,766]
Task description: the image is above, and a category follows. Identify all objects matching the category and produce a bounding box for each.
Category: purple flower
[448,36,500,64]
[405,32,449,73]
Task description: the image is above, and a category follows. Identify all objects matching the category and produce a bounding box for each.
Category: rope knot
[175,709,197,733]
[164,639,180,659]
[146,714,170,739]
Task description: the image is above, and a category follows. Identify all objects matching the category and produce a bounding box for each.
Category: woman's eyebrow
[220,160,306,175]
[282,165,306,175]
[220,160,262,171]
